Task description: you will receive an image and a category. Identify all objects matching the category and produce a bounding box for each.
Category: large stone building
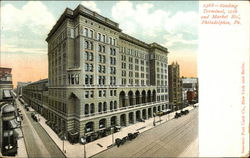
[168,62,183,110]
[31,4,170,142]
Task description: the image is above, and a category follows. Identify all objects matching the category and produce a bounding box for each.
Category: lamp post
[111,126,114,145]
[62,133,66,153]
[153,113,156,126]
[81,128,87,158]
[81,137,87,158]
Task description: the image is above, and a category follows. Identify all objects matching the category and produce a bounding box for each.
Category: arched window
[84,28,88,36]
[103,102,107,112]
[114,101,117,109]
[102,46,105,53]
[85,41,88,49]
[90,103,95,114]
[89,75,93,85]
[85,75,89,85]
[98,102,102,113]
[90,42,93,50]
[98,45,102,52]
[110,101,113,110]
[89,30,93,38]
[85,104,89,115]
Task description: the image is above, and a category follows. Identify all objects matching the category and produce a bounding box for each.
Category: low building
[16,82,31,97]
[0,67,14,102]
[181,77,198,103]
[22,79,49,118]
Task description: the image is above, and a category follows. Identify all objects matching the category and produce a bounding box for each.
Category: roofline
[46,4,121,42]
[26,78,48,86]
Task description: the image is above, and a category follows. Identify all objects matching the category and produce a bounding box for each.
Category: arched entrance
[142,90,146,103]
[148,108,152,118]
[99,119,106,129]
[136,110,141,122]
[119,91,126,107]
[135,91,140,104]
[153,90,156,102]
[128,91,134,106]
[142,109,147,120]
[120,114,126,127]
[85,122,94,133]
[129,112,134,124]
[153,107,157,114]
[147,90,151,102]
[110,116,117,126]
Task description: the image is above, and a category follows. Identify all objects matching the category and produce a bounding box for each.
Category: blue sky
[0,1,198,86]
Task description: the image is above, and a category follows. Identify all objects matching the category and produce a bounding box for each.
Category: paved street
[17,99,65,158]
[93,108,198,157]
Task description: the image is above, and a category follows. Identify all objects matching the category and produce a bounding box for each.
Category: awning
[163,109,172,112]
[11,90,16,97]
[9,119,20,129]
[3,90,11,98]
[3,130,14,137]
[14,128,22,138]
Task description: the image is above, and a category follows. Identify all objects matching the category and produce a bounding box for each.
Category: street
[93,108,198,157]
[17,99,65,158]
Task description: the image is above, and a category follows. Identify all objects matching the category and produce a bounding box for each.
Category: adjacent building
[168,62,183,110]
[181,77,198,103]
[0,68,19,156]
[16,82,31,97]
[41,4,170,142]
[0,67,14,102]
[22,79,49,118]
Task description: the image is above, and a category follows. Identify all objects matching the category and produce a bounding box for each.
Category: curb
[37,120,67,158]
[90,106,196,157]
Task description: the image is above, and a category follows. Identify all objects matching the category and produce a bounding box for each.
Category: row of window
[98,54,106,63]
[85,63,94,72]
[85,75,94,85]
[84,101,118,115]
[85,64,117,74]
[84,41,94,50]
[98,65,106,73]
[122,79,149,86]
[110,57,116,65]
[84,90,117,98]
[98,44,106,53]
[68,74,80,85]
[120,47,148,60]
[85,52,93,61]
[110,67,116,75]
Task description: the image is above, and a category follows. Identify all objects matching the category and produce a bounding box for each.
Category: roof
[2,104,15,113]
[46,4,121,42]
[27,78,48,86]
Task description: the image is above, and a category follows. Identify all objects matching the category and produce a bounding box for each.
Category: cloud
[1,1,55,35]
[111,1,198,47]
[1,44,46,54]
[164,11,198,34]
[164,33,198,47]
[111,1,170,37]
[0,2,55,55]
[81,1,101,13]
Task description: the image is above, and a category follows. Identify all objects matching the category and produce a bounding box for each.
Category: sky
[0,1,198,88]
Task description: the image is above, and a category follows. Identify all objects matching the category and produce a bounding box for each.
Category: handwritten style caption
[201,3,241,25]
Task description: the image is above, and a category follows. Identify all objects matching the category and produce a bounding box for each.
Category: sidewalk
[37,106,195,158]
[16,99,28,158]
